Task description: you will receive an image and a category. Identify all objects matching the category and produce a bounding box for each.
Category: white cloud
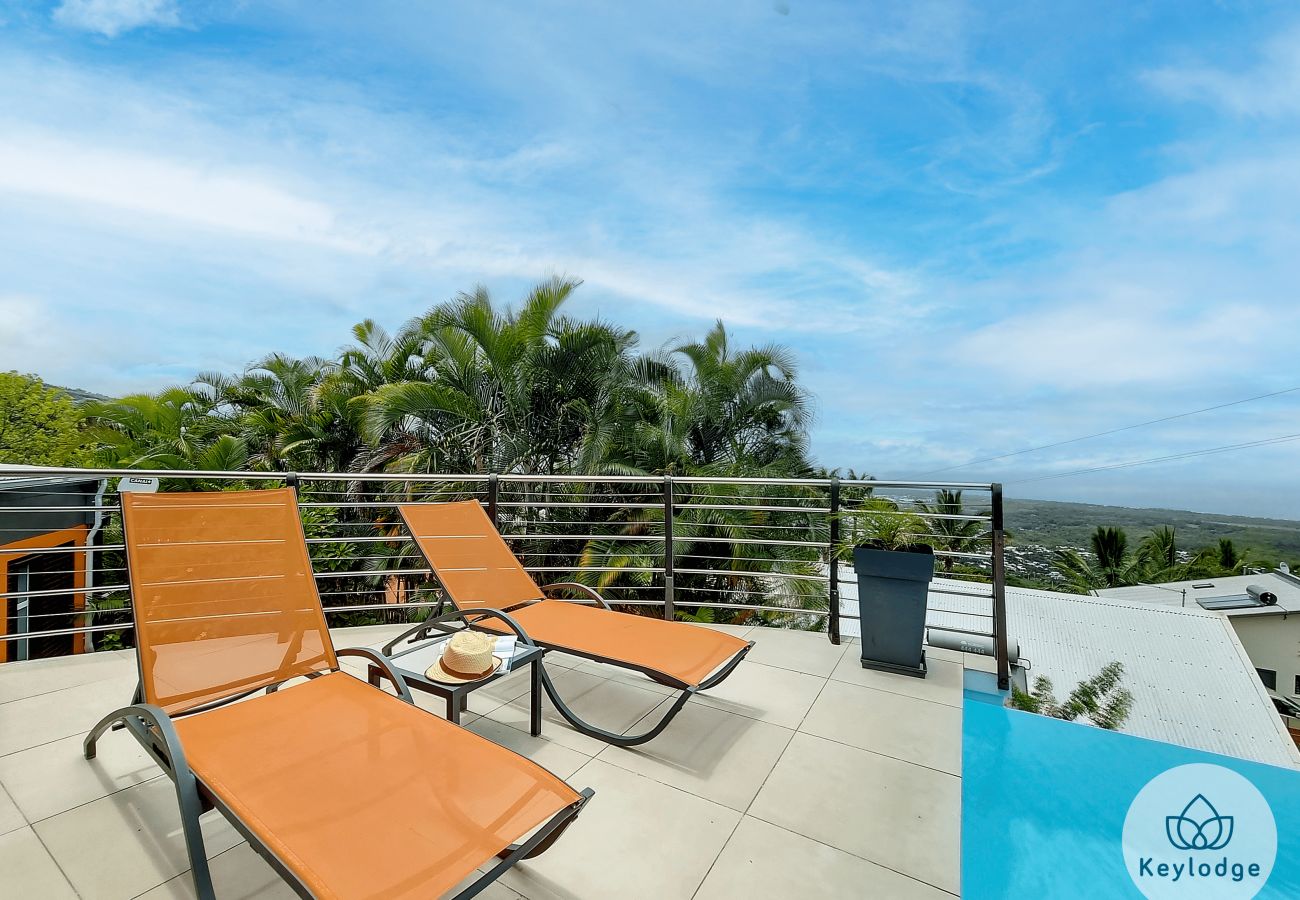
[53,0,180,38]
[1144,25,1300,118]
[0,130,370,251]
[959,298,1278,389]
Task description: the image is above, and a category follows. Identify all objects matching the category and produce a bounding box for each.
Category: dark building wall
[0,480,100,545]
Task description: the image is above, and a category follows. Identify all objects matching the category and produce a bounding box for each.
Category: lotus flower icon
[1166,794,1234,850]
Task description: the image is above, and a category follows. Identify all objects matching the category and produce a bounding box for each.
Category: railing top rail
[1,466,999,492]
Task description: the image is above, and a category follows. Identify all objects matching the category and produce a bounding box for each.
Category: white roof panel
[838,568,1299,768]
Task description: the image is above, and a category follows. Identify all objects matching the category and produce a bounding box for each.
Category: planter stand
[852,545,935,679]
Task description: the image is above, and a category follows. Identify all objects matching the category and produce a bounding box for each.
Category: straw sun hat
[426,631,502,684]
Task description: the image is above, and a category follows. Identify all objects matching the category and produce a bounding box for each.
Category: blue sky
[2,1,1298,518]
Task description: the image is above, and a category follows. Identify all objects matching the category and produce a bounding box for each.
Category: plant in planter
[838,499,936,678]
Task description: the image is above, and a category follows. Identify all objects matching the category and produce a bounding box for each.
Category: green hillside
[1005,498,1300,564]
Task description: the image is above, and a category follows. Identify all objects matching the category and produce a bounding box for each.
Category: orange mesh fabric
[398,501,543,611]
[176,672,580,900]
[485,600,749,688]
[398,501,749,688]
[122,489,336,716]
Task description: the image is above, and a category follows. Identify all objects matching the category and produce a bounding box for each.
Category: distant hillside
[1005,498,1300,564]
[52,384,109,404]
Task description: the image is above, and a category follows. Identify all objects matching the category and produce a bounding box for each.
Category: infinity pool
[963,677,1300,898]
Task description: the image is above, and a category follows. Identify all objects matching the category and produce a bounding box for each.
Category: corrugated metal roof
[838,567,1300,768]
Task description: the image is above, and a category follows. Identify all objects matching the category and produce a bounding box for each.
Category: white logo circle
[1123,763,1276,899]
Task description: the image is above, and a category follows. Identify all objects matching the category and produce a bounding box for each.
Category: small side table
[368,633,546,735]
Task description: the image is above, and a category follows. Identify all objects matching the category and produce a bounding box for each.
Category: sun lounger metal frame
[83,490,592,900]
[391,503,755,747]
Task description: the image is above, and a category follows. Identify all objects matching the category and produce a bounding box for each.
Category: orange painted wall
[0,525,89,663]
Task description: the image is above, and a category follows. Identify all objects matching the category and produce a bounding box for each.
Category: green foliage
[1009,661,1134,730]
[1052,522,1274,591]
[0,372,92,465]
[1007,498,1300,577]
[72,278,822,621]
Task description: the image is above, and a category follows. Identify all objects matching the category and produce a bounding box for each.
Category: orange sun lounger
[391,500,754,746]
[84,489,592,900]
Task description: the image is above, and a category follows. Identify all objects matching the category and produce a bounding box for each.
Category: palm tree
[604,321,813,477]
[360,277,638,476]
[1053,526,1149,592]
[919,489,986,572]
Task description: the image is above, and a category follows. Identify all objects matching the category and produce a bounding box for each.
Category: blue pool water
[963,685,1300,898]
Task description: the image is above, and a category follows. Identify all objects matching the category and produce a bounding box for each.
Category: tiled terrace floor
[0,625,975,899]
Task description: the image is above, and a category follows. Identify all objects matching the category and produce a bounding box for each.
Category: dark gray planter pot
[852,545,935,678]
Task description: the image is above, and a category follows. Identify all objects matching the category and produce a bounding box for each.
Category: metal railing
[0,466,1010,688]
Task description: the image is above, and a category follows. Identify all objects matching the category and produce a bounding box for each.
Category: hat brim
[425,654,502,685]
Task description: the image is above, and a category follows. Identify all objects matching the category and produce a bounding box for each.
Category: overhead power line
[1008,432,1300,485]
[923,385,1300,475]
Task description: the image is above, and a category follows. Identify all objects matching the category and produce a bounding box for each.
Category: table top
[377,631,544,696]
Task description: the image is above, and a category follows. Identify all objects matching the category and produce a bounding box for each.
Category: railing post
[663,475,675,621]
[487,473,499,528]
[991,483,1010,691]
[828,477,841,645]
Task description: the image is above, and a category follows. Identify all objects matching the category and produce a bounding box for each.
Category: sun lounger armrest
[84,703,217,900]
[336,648,416,704]
[381,606,537,656]
[542,582,613,610]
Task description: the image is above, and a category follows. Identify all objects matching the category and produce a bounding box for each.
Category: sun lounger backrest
[399,500,544,611]
[121,488,337,715]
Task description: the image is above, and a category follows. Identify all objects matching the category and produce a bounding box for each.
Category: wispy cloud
[52,0,180,38]
[1144,25,1300,118]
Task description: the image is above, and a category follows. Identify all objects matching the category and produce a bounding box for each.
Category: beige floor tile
[0,826,78,899]
[693,661,826,730]
[465,716,593,781]
[134,843,296,900]
[483,667,666,756]
[924,644,963,663]
[0,730,160,824]
[569,659,678,697]
[447,871,526,899]
[596,701,792,811]
[35,776,242,900]
[749,733,959,894]
[745,627,846,677]
[0,673,139,757]
[497,759,741,900]
[701,623,755,639]
[830,652,964,708]
[0,649,135,705]
[800,680,961,775]
[0,783,26,836]
[695,816,954,900]
[330,623,411,650]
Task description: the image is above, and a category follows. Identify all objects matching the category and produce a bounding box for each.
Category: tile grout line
[791,726,962,780]
[125,841,251,900]
[686,675,828,900]
[0,780,29,833]
[27,773,169,828]
[27,817,84,899]
[743,807,960,898]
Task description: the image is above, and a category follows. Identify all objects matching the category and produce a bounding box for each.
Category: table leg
[530,659,542,736]
[368,666,380,689]
[448,693,459,725]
